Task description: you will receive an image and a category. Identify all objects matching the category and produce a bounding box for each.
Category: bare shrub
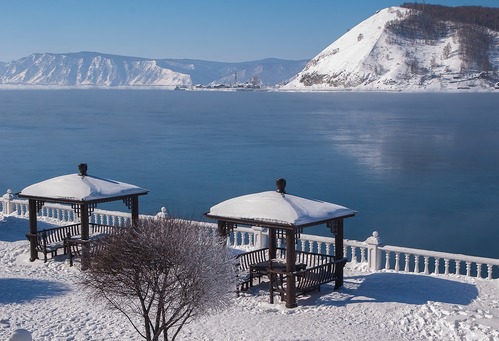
[80,217,235,341]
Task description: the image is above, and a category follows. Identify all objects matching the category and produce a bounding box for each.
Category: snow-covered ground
[1,214,498,341]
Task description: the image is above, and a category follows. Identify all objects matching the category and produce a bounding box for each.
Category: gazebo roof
[18,173,148,203]
[206,190,356,228]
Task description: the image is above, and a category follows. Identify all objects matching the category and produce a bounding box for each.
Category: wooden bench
[26,223,123,263]
[67,237,108,267]
[235,248,269,292]
[67,224,125,267]
[269,256,348,301]
[26,223,81,262]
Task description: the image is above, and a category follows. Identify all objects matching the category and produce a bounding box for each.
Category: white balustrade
[2,190,499,280]
[379,244,499,280]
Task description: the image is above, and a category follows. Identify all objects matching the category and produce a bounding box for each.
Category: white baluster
[476,263,482,279]
[300,240,306,251]
[414,255,420,273]
[237,231,243,247]
[394,252,400,272]
[325,243,331,255]
[455,260,461,276]
[487,264,493,280]
[384,251,391,270]
[351,246,358,263]
[434,258,440,275]
[361,247,367,263]
[444,259,450,275]
[318,242,324,254]
[404,254,410,272]
[424,256,429,274]
[466,261,471,277]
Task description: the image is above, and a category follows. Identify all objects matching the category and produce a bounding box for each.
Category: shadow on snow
[0,278,71,304]
[297,272,478,307]
[299,273,478,306]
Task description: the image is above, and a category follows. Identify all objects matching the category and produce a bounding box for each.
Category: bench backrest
[42,224,81,244]
[236,248,269,271]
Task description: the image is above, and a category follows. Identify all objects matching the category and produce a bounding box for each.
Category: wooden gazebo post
[268,228,277,259]
[334,219,345,289]
[80,203,90,270]
[131,195,140,227]
[285,228,297,308]
[28,199,39,262]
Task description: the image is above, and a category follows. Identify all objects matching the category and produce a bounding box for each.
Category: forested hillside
[401,3,499,31]
[390,3,499,72]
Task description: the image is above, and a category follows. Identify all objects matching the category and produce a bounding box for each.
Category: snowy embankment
[1,215,498,341]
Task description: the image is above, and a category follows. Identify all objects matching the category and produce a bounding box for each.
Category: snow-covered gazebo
[18,164,148,267]
[205,178,356,308]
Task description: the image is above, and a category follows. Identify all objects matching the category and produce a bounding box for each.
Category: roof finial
[78,163,88,177]
[276,178,286,194]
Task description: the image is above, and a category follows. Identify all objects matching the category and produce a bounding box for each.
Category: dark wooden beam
[80,204,90,270]
[334,219,344,289]
[131,195,139,227]
[285,229,297,308]
[28,199,38,262]
[269,227,276,260]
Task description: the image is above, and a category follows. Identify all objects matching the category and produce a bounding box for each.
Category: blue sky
[1,0,497,63]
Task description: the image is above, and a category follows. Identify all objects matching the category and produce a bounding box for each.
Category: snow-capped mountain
[0,52,307,88]
[283,6,499,91]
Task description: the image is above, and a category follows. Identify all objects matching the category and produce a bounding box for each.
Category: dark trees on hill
[401,3,499,32]
[388,3,497,72]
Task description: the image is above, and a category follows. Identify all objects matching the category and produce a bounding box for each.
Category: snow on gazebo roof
[206,190,356,228]
[18,165,148,203]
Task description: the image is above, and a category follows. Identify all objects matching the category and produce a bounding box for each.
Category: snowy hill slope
[0,52,307,88]
[283,7,499,91]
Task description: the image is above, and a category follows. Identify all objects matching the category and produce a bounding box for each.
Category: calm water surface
[1,90,498,258]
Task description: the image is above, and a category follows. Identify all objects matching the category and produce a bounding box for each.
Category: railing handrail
[381,244,499,267]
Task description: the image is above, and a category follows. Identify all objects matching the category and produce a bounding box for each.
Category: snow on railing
[379,244,499,280]
[1,189,133,226]
[91,208,131,226]
[2,190,498,279]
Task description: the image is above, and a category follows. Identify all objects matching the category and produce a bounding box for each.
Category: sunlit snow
[1,215,498,340]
